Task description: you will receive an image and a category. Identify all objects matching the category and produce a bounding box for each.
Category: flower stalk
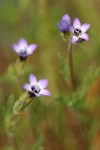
[67,42,76,91]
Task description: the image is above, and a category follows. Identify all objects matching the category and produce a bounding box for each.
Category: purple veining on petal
[38,79,48,89]
[23,83,32,92]
[29,74,37,85]
[80,33,89,41]
[73,18,81,28]
[81,23,90,33]
[40,89,51,96]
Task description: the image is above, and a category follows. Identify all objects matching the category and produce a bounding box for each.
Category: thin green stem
[8,113,19,150]
[67,42,76,91]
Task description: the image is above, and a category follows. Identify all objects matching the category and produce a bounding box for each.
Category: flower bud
[13,92,34,114]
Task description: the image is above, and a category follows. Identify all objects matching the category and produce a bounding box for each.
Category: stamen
[31,85,41,94]
[20,48,27,54]
[74,28,82,37]
[19,48,27,60]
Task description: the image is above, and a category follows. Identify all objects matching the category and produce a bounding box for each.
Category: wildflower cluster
[12,38,51,97]
[12,38,51,114]
[57,14,90,44]
[57,14,90,91]
[12,14,90,114]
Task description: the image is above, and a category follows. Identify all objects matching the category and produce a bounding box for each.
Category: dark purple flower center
[31,85,41,94]
[19,48,27,61]
[74,28,82,37]
[20,48,27,55]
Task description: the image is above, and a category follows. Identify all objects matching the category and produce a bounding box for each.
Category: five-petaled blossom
[23,74,51,97]
[69,18,90,44]
[12,38,38,61]
[57,14,71,33]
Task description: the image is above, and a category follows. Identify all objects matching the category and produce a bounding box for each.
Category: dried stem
[67,42,76,91]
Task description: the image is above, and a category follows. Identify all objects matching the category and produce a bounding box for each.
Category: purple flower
[57,14,70,33]
[12,38,38,61]
[69,18,90,44]
[23,74,51,97]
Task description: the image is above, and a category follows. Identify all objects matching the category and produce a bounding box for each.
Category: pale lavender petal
[38,79,48,89]
[29,74,37,85]
[18,38,28,48]
[12,44,19,53]
[72,35,79,44]
[23,83,31,91]
[69,26,75,34]
[40,89,51,96]
[27,44,38,55]
[34,93,41,97]
[73,18,81,28]
[80,33,89,41]
[62,14,70,25]
[81,23,90,33]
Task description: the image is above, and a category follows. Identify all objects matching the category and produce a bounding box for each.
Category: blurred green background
[0,0,100,150]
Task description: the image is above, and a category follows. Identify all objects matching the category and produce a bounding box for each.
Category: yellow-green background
[0,0,100,150]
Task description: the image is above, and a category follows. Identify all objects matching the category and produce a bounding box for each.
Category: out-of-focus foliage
[0,0,100,150]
